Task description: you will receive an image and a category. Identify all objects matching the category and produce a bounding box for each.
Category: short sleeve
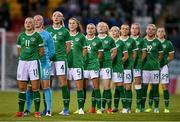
[98,39,104,51]
[64,28,71,43]
[132,39,138,51]
[158,41,163,53]
[37,33,44,47]
[16,34,21,48]
[81,34,87,48]
[168,41,175,54]
[110,38,116,51]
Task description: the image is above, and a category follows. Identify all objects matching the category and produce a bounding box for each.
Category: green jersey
[84,36,103,70]
[113,39,127,73]
[67,32,87,68]
[143,38,163,70]
[16,32,44,61]
[160,39,174,67]
[98,35,116,68]
[120,37,137,69]
[46,26,70,61]
[133,36,147,69]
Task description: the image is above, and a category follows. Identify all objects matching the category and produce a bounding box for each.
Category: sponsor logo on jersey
[75,38,80,42]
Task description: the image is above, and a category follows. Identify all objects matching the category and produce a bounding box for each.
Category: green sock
[163,90,169,109]
[102,90,106,109]
[18,92,26,112]
[114,87,120,109]
[43,93,47,110]
[148,89,153,108]
[152,84,159,108]
[83,88,86,108]
[125,89,132,109]
[141,84,148,109]
[62,85,70,109]
[94,89,101,109]
[77,90,84,109]
[136,88,142,109]
[106,89,112,109]
[33,91,41,112]
[118,86,126,109]
[91,89,96,108]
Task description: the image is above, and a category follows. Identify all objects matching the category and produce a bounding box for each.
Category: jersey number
[25,40,30,47]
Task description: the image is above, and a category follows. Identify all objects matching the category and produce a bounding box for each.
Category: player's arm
[132,40,138,61]
[16,34,21,56]
[142,50,146,61]
[17,47,21,56]
[132,50,137,61]
[66,41,71,54]
[158,52,163,62]
[122,51,128,63]
[83,47,88,57]
[111,48,117,60]
[98,51,103,60]
[38,34,44,56]
[158,41,163,62]
[39,47,44,56]
[168,52,174,62]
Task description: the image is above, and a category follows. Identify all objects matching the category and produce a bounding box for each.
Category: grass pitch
[0,91,180,121]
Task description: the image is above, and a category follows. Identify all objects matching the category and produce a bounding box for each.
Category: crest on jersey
[126,42,130,47]
[22,38,25,41]
[75,38,80,42]
[116,44,119,47]
[152,42,156,46]
[31,37,35,42]
[104,40,109,44]
[92,42,96,46]
[58,32,62,35]
[136,41,140,46]
[163,44,166,48]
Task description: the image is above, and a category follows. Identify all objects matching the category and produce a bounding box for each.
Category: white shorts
[124,69,133,83]
[100,68,112,80]
[50,61,67,76]
[142,70,160,84]
[112,72,123,83]
[68,68,83,81]
[160,65,169,84]
[17,60,40,81]
[133,69,141,77]
[84,70,99,79]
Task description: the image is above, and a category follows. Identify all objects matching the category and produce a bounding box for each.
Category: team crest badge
[75,38,80,42]
[104,40,108,44]
[136,41,140,45]
[126,42,130,47]
[163,44,166,48]
[92,42,96,46]
[31,37,35,41]
[116,44,119,47]
[58,32,62,35]
[152,42,156,46]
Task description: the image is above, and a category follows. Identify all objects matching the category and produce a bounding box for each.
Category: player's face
[130,24,140,36]
[52,11,63,24]
[157,28,165,39]
[110,27,119,39]
[120,25,129,36]
[86,24,96,35]
[68,19,78,32]
[146,25,156,37]
[24,18,34,31]
[97,23,107,34]
[34,15,43,28]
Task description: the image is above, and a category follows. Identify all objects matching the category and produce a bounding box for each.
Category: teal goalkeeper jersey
[113,39,127,73]
[160,39,175,67]
[46,26,70,61]
[143,38,163,70]
[120,37,137,69]
[133,36,147,69]
[84,36,103,70]
[98,35,116,68]
[67,32,87,68]
[16,32,44,61]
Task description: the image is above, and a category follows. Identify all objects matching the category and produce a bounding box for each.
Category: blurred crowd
[0,0,180,55]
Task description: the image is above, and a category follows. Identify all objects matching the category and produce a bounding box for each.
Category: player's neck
[86,34,95,40]
[98,33,107,39]
[53,24,62,29]
[131,35,139,39]
[25,30,34,35]
[120,35,129,41]
[35,28,43,32]
[146,35,155,41]
[70,30,78,36]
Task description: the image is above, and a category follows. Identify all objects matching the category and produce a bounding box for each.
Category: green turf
[0,91,180,121]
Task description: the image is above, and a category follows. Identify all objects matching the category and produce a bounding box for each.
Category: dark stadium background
[0,0,180,94]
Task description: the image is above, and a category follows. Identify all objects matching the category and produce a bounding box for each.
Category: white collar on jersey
[158,38,165,43]
[146,37,155,41]
[25,31,35,36]
[98,34,107,39]
[119,36,129,41]
[86,35,95,40]
[52,25,62,30]
[131,35,139,40]
[70,32,79,36]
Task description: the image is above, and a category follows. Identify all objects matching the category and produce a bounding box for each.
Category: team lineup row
[15,11,175,118]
